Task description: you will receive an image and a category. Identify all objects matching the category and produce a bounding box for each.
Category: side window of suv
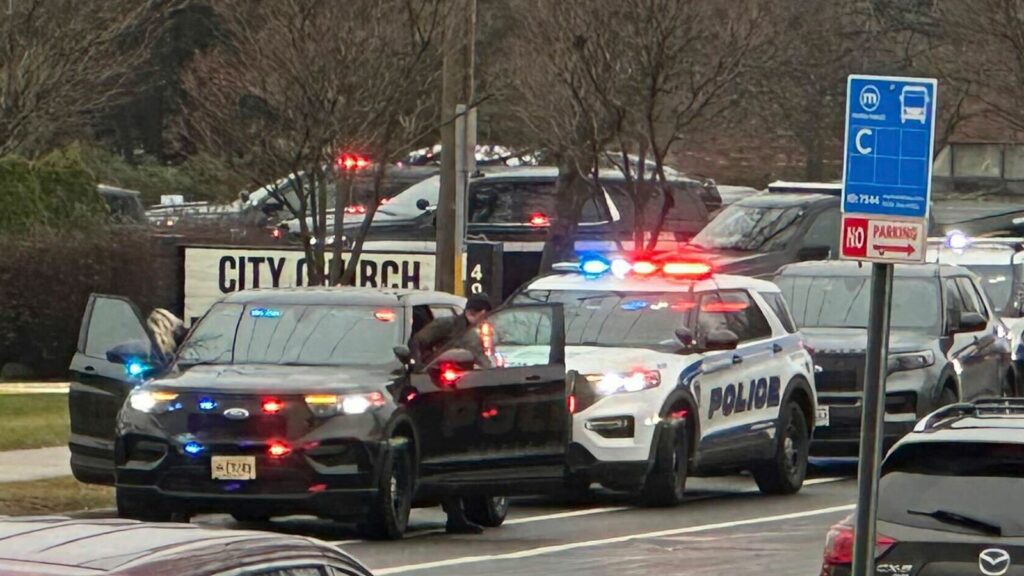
[944,278,966,331]
[696,290,773,345]
[763,292,799,334]
[799,209,840,254]
[956,277,989,320]
[469,182,561,225]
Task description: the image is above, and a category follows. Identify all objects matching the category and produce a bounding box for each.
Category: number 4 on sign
[470,264,484,281]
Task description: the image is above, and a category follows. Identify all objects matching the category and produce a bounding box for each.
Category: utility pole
[436,0,476,294]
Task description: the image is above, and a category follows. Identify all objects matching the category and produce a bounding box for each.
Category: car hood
[801,327,937,354]
[700,250,778,276]
[152,364,398,394]
[564,345,696,374]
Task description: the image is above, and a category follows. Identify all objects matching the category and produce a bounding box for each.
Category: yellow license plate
[211,456,256,480]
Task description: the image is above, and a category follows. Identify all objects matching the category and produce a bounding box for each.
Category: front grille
[187,414,287,439]
[815,354,864,392]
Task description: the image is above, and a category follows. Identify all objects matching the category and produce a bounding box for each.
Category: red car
[0,517,373,575]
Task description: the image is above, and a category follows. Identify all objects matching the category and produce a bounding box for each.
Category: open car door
[409,303,569,495]
[68,294,158,485]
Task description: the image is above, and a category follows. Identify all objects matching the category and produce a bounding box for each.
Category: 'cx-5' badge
[223,408,250,420]
[980,548,1011,576]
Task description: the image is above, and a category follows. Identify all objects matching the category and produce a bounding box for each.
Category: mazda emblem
[980,548,1011,576]
[223,408,250,421]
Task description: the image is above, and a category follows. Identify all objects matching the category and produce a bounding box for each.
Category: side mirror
[416,198,431,211]
[674,327,694,348]
[239,190,251,203]
[797,246,831,261]
[393,345,412,364]
[703,329,740,351]
[957,312,987,334]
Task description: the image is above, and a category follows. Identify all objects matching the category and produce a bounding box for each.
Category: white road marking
[372,503,856,574]
[329,477,850,546]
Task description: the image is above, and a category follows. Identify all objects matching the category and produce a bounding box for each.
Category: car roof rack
[914,398,1024,432]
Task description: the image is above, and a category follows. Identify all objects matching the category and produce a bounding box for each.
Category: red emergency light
[261,397,284,414]
[529,213,550,227]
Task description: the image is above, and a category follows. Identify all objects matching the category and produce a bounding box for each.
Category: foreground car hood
[153,364,397,394]
[801,327,936,354]
[564,346,697,374]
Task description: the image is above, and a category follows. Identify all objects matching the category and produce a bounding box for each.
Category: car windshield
[514,289,695,350]
[691,203,804,251]
[878,441,1024,536]
[177,303,401,366]
[774,275,942,333]
[964,264,1017,314]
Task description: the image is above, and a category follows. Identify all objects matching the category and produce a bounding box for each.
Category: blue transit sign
[842,75,937,219]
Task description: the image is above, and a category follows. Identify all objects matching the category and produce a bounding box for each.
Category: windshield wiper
[907,508,1003,536]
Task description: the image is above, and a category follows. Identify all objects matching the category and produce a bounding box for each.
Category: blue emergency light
[198,397,217,411]
[184,441,204,456]
[580,254,612,277]
[126,361,149,378]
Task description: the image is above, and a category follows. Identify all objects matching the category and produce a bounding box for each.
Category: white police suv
[512,253,818,505]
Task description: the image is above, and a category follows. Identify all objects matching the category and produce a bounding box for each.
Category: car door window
[945,278,965,332]
[469,181,559,224]
[957,277,989,319]
[696,291,772,345]
[429,306,456,319]
[84,297,151,359]
[800,209,840,252]
[478,306,554,367]
[763,292,799,334]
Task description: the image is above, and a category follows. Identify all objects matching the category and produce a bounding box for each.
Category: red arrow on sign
[874,243,916,255]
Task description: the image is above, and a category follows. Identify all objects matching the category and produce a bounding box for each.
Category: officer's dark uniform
[409,293,494,534]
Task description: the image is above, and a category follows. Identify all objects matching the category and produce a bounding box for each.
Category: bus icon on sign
[900,86,929,124]
[859,85,880,112]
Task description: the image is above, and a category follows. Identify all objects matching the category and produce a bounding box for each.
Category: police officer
[410,292,494,534]
[410,293,493,367]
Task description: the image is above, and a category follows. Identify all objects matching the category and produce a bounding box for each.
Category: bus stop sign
[840,75,936,263]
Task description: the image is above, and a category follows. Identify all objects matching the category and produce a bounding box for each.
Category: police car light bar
[945,229,970,251]
[576,254,713,280]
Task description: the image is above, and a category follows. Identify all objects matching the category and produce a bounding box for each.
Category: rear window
[878,441,1024,536]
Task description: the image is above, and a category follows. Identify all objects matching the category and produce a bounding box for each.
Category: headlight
[585,370,661,395]
[128,389,179,413]
[305,392,386,417]
[887,350,935,373]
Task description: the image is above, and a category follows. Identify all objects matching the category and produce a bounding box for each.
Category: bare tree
[0,0,154,156]
[609,0,774,251]
[181,0,444,285]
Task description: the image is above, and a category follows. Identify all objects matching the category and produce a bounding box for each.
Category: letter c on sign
[855,128,873,155]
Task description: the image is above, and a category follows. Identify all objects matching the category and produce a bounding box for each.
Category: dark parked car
[69,288,570,538]
[821,399,1024,575]
[689,191,841,278]
[0,517,373,575]
[774,261,1015,457]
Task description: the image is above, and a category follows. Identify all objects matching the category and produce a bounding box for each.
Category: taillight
[529,213,550,227]
[439,363,463,387]
[374,309,396,322]
[822,522,896,567]
[344,204,367,215]
[262,398,284,414]
[270,227,284,239]
[568,394,577,414]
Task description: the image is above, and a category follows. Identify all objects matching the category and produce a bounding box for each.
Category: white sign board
[183,247,436,324]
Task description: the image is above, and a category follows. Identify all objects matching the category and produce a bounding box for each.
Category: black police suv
[822,398,1024,575]
[774,261,1014,457]
[69,288,571,538]
[688,191,841,278]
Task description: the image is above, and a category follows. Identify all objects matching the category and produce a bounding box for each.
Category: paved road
[183,470,857,575]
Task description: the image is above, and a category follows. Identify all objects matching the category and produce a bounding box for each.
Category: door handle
[84,366,96,373]
[525,375,542,382]
[732,355,743,364]
[772,343,784,354]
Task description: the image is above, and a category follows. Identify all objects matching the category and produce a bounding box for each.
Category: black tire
[464,496,509,528]
[231,512,271,523]
[359,437,414,540]
[116,487,172,522]
[641,422,688,507]
[753,402,809,495]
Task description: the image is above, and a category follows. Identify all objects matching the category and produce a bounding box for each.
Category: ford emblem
[223,408,250,420]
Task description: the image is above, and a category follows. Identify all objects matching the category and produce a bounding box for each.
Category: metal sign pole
[851,262,894,576]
